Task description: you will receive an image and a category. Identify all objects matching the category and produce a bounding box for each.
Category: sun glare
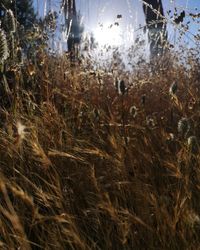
[94,22,122,46]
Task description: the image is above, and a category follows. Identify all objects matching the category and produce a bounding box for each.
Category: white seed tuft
[177,117,190,137]
[187,136,198,154]
[16,121,26,140]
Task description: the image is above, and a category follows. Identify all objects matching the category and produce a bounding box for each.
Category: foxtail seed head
[178,117,190,138]
[187,136,198,154]
[169,82,178,95]
[0,29,9,63]
[3,9,16,33]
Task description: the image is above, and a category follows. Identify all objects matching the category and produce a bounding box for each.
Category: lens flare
[94,22,122,46]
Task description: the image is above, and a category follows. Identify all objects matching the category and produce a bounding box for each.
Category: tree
[61,0,83,58]
[142,0,167,57]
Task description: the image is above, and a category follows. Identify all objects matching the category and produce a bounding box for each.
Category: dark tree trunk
[143,0,167,58]
[67,0,77,53]
[62,0,83,61]
[61,0,77,52]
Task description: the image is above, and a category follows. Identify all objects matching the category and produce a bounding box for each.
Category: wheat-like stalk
[3,9,16,33]
[0,29,9,63]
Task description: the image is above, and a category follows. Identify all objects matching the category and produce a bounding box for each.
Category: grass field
[0,9,200,248]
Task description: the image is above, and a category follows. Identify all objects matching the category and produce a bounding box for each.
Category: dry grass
[0,39,200,249]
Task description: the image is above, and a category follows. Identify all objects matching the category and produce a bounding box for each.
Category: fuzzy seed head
[90,108,100,122]
[187,136,198,154]
[167,133,175,141]
[178,117,190,137]
[119,80,126,95]
[17,47,23,64]
[129,106,137,118]
[146,116,156,128]
[169,82,178,95]
[3,9,16,33]
[16,121,26,140]
[116,79,126,95]
[0,29,9,62]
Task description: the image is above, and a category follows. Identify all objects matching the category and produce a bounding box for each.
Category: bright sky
[33,0,200,49]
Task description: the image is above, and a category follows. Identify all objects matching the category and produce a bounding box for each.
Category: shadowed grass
[0,48,200,250]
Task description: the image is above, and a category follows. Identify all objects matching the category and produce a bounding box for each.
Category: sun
[93,22,122,46]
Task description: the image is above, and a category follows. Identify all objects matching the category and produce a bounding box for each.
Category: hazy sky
[34,0,200,29]
[33,0,200,48]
